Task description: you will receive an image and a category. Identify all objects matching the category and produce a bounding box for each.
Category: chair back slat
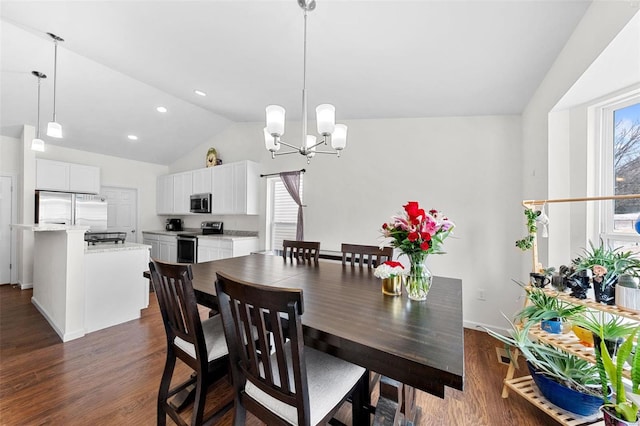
[283,240,320,262]
[216,272,310,421]
[341,243,393,268]
[149,260,207,362]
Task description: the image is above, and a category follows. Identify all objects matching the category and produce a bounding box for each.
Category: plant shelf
[529,324,633,380]
[537,287,640,322]
[504,375,604,426]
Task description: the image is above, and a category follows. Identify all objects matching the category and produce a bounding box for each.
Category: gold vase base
[381,277,402,296]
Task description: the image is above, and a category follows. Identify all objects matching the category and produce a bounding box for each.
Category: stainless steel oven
[177,234,198,263]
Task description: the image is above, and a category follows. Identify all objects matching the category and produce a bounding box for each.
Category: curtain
[279,171,304,240]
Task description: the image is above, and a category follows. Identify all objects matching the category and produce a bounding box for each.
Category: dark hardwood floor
[0,285,556,425]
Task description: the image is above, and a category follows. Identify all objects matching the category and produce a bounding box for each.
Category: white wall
[522,3,639,268]
[171,115,525,330]
[1,135,21,175]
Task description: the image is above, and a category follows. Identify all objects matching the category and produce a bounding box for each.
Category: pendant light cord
[36,76,42,138]
[52,40,58,122]
[301,8,308,149]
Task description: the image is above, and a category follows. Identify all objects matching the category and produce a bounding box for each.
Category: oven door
[177,236,198,263]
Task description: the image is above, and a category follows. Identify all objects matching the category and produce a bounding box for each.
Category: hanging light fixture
[46,32,64,138]
[31,71,47,152]
[264,0,347,164]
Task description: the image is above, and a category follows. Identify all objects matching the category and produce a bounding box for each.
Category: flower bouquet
[374,261,406,296]
[380,201,454,300]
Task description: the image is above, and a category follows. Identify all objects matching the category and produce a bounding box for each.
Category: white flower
[374,262,407,279]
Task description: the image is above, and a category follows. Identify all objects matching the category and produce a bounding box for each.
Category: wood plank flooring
[0,285,558,425]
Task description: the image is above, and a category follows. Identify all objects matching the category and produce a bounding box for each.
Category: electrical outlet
[477,289,486,301]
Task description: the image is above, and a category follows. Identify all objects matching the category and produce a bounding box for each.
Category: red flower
[382,223,388,230]
[420,232,432,241]
[403,201,426,224]
[407,232,419,242]
[384,261,404,269]
[420,241,431,251]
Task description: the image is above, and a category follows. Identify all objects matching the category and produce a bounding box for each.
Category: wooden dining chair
[215,271,369,426]
[282,240,321,262]
[341,243,393,268]
[149,259,232,426]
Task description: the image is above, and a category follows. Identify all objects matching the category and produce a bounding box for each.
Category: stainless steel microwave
[190,193,211,213]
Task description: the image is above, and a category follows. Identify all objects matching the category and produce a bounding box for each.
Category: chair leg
[232,401,246,426]
[158,351,177,426]
[352,374,369,426]
[191,372,207,426]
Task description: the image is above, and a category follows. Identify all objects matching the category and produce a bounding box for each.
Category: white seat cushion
[245,343,365,425]
[174,315,228,362]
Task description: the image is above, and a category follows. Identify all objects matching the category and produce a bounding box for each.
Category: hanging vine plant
[515,208,540,251]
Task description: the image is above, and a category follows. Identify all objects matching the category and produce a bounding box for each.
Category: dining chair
[341,243,393,268]
[215,271,369,426]
[149,259,232,426]
[282,240,321,263]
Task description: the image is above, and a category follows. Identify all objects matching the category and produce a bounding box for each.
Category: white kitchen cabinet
[142,233,176,262]
[142,234,160,260]
[197,237,258,263]
[158,235,177,262]
[192,167,213,195]
[172,172,193,214]
[36,159,100,194]
[211,161,259,215]
[156,175,174,215]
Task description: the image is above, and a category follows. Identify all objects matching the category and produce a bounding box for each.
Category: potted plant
[572,311,636,355]
[573,240,640,305]
[514,283,585,334]
[595,326,640,425]
[616,274,640,314]
[515,208,539,251]
[485,319,605,416]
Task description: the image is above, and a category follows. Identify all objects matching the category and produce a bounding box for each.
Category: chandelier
[263,0,347,164]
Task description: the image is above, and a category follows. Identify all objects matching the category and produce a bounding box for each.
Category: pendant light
[264,0,347,164]
[46,32,64,138]
[31,71,47,152]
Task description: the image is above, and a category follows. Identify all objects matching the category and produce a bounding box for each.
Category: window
[601,95,640,254]
[266,176,303,250]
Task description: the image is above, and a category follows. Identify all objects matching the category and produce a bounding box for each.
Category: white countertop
[11,224,90,232]
[85,242,151,254]
[142,229,258,241]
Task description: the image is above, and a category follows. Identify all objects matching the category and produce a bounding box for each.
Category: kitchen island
[11,224,150,342]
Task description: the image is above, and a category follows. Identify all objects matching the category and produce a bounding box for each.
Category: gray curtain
[280,171,304,240]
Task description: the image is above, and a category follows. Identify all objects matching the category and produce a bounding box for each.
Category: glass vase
[403,254,432,301]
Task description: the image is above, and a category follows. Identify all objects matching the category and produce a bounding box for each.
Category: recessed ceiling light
[194,89,207,97]
[127,135,138,141]
[156,106,168,113]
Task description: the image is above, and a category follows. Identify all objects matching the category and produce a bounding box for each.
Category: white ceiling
[0,0,591,165]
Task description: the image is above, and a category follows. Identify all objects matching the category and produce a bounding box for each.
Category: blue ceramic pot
[527,362,604,416]
[541,319,563,334]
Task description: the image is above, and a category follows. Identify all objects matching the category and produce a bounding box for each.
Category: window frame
[598,92,640,247]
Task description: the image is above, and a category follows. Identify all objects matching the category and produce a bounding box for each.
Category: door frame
[1,173,18,284]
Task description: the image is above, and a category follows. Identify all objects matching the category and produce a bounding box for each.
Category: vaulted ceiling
[1,1,591,165]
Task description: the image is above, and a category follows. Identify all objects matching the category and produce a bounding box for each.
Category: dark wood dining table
[187,254,464,400]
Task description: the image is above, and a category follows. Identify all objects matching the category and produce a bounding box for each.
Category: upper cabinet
[212,161,259,215]
[155,161,259,216]
[36,159,100,194]
[192,167,213,195]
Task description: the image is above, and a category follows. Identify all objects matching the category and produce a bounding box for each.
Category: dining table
[187,254,464,409]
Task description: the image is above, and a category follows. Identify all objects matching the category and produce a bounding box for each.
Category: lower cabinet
[197,237,258,263]
[142,233,177,262]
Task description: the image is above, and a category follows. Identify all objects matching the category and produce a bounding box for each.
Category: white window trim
[596,90,640,246]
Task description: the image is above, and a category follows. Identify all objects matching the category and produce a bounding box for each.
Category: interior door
[0,176,13,284]
[102,186,138,242]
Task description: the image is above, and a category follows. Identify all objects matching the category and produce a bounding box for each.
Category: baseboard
[31,296,85,342]
[463,321,510,336]
[18,279,33,289]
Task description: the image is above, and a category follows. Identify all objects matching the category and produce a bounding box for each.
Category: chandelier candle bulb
[316,104,336,135]
[266,105,285,136]
[264,128,280,152]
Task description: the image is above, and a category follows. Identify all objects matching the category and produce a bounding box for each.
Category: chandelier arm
[276,140,301,150]
[305,137,328,151]
[273,150,302,157]
[311,150,340,155]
